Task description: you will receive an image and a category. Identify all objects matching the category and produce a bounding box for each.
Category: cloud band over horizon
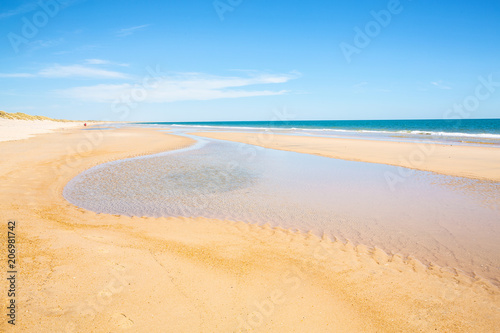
[55,71,300,103]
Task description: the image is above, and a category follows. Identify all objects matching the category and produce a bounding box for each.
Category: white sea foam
[167,124,500,140]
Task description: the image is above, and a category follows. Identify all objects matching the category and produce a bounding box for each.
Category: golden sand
[192,132,500,182]
[0,127,499,332]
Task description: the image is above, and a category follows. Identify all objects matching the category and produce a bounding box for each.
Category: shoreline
[192,131,500,182]
[1,126,499,331]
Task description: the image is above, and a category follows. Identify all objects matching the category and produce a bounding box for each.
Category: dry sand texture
[0,126,499,332]
[0,118,92,143]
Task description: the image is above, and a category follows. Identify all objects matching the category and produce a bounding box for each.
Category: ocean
[137,119,500,136]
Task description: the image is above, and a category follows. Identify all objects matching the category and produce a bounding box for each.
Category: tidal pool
[64,130,500,284]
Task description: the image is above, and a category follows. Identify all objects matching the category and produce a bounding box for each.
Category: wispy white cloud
[0,0,84,20]
[431,81,452,90]
[85,59,110,65]
[0,1,38,20]
[84,59,110,65]
[116,24,151,37]
[353,81,368,89]
[0,64,129,79]
[26,38,65,53]
[84,59,129,67]
[352,81,368,93]
[39,65,129,78]
[0,73,35,78]
[53,44,98,55]
[56,72,299,103]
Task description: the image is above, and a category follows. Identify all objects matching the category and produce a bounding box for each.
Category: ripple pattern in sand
[64,134,500,283]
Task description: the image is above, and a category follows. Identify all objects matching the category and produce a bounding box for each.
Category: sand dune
[0,111,100,142]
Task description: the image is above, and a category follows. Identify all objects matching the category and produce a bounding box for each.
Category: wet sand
[192,131,500,182]
[1,126,499,332]
[63,131,500,283]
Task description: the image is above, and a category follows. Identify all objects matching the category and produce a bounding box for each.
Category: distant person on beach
[84,123,87,126]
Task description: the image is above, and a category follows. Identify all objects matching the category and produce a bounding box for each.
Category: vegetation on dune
[0,111,71,122]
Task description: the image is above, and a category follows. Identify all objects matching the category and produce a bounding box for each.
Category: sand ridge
[0,126,499,332]
[191,131,500,182]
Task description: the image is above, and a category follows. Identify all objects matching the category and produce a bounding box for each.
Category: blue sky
[0,0,499,121]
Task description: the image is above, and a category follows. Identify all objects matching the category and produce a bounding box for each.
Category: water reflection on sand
[64,129,500,284]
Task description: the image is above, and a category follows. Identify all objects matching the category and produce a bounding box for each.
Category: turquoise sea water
[137,118,500,137]
[129,119,500,147]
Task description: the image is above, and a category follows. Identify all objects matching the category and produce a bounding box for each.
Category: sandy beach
[0,118,95,143]
[192,132,500,182]
[0,124,499,332]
